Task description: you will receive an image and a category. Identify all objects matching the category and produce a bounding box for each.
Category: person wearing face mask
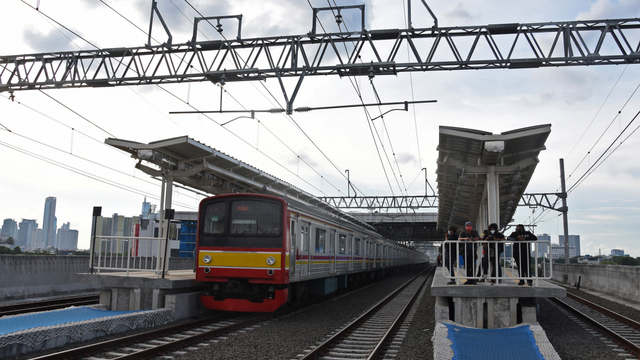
[481,223,505,284]
[508,224,537,286]
[458,221,480,285]
[443,226,459,285]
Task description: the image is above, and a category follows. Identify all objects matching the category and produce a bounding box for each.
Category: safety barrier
[89,235,170,277]
[440,240,552,286]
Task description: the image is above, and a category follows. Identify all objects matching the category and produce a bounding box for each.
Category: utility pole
[560,159,570,283]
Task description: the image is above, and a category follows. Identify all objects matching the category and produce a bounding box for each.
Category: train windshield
[200,198,283,248]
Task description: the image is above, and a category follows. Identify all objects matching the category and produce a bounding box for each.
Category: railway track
[298,266,434,360]
[0,294,100,317]
[553,292,640,358]
[30,312,271,360]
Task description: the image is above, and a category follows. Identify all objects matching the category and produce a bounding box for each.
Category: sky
[1,0,640,256]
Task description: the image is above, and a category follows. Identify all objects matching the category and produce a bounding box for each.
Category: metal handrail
[440,240,552,285]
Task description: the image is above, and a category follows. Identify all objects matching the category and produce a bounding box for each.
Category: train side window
[315,228,326,253]
[301,223,309,252]
[355,238,361,255]
[338,234,346,254]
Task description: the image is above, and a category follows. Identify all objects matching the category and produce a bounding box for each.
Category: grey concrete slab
[77,270,200,290]
[431,266,566,298]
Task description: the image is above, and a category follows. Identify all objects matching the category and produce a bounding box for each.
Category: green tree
[6,237,14,245]
[12,246,21,254]
[0,246,11,254]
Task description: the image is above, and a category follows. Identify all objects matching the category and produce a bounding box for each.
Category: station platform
[432,320,561,359]
[76,270,210,321]
[431,266,566,329]
[0,305,171,358]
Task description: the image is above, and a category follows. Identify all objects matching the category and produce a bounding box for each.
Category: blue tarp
[444,323,545,360]
[0,307,140,336]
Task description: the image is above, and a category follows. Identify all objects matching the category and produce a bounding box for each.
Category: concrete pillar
[486,169,499,226]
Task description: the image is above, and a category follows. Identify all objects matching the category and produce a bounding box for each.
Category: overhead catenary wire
[180,0,353,196]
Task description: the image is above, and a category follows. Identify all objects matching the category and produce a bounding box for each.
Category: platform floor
[433,320,561,360]
[431,266,566,298]
[0,305,172,358]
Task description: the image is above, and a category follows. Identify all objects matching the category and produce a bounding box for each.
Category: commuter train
[195,193,427,312]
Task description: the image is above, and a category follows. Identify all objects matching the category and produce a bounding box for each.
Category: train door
[290,218,297,279]
[348,235,354,271]
[329,229,336,273]
[301,221,310,276]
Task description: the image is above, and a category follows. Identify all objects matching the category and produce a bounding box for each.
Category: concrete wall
[0,255,195,301]
[552,263,640,303]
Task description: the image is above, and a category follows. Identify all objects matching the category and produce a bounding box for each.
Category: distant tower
[42,197,57,249]
[141,197,152,219]
[559,235,581,257]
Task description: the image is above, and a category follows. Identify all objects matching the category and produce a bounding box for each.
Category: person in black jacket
[459,221,480,285]
[481,223,505,284]
[443,226,459,285]
[508,224,537,286]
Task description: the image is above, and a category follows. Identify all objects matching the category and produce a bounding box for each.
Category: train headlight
[203,255,212,264]
[266,256,276,266]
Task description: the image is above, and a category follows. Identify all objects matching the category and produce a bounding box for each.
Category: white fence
[89,235,171,277]
[440,240,552,286]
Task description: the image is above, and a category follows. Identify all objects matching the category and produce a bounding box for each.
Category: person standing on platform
[509,224,537,286]
[481,223,505,284]
[444,226,459,285]
[458,221,480,285]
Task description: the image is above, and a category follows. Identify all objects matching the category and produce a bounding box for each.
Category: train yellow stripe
[199,251,283,268]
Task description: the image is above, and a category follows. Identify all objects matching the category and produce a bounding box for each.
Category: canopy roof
[436,124,552,231]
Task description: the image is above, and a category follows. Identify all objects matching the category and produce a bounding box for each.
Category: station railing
[440,240,552,286]
[89,235,172,277]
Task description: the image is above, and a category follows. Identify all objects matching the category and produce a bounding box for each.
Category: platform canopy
[105,136,376,231]
[436,124,551,232]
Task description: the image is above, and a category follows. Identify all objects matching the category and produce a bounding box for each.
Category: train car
[196,193,427,312]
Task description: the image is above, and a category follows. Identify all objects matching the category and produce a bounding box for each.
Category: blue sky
[1,0,639,256]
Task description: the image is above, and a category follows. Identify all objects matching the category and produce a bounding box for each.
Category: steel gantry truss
[1,2,639,112]
[319,195,438,209]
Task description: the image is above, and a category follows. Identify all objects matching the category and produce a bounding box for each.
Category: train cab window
[315,228,326,253]
[203,201,227,235]
[355,238,361,255]
[338,234,346,254]
[230,200,282,236]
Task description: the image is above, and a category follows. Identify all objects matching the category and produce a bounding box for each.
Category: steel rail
[566,292,640,332]
[301,266,434,360]
[553,295,640,356]
[368,266,435,360]
[28,314,238,360]
[0,294,100,317]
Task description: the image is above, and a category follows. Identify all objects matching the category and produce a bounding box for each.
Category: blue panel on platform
[0,307,141,336]
[444,323,544,360]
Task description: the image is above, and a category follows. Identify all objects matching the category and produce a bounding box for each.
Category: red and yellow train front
[196,194,289,312]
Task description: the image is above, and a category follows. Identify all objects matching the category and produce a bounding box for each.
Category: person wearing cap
[458,221,480,285]
[508,224,537,286]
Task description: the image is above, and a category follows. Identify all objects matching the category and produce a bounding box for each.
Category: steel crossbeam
[2,18,640,112]
[319,195,437,209]
[518,193,567,212]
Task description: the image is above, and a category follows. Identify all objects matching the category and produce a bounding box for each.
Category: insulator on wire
[295,107,312,112]
[269,108,285,113]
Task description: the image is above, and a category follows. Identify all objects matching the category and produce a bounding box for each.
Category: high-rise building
[1,219,18,241]
[536,234,551,255]
[57,222,79,250]
[550,244,576,259]
[611,249,625,256]
[42,197,57,249]
[18,219,38,249]
[559,235,581,257]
